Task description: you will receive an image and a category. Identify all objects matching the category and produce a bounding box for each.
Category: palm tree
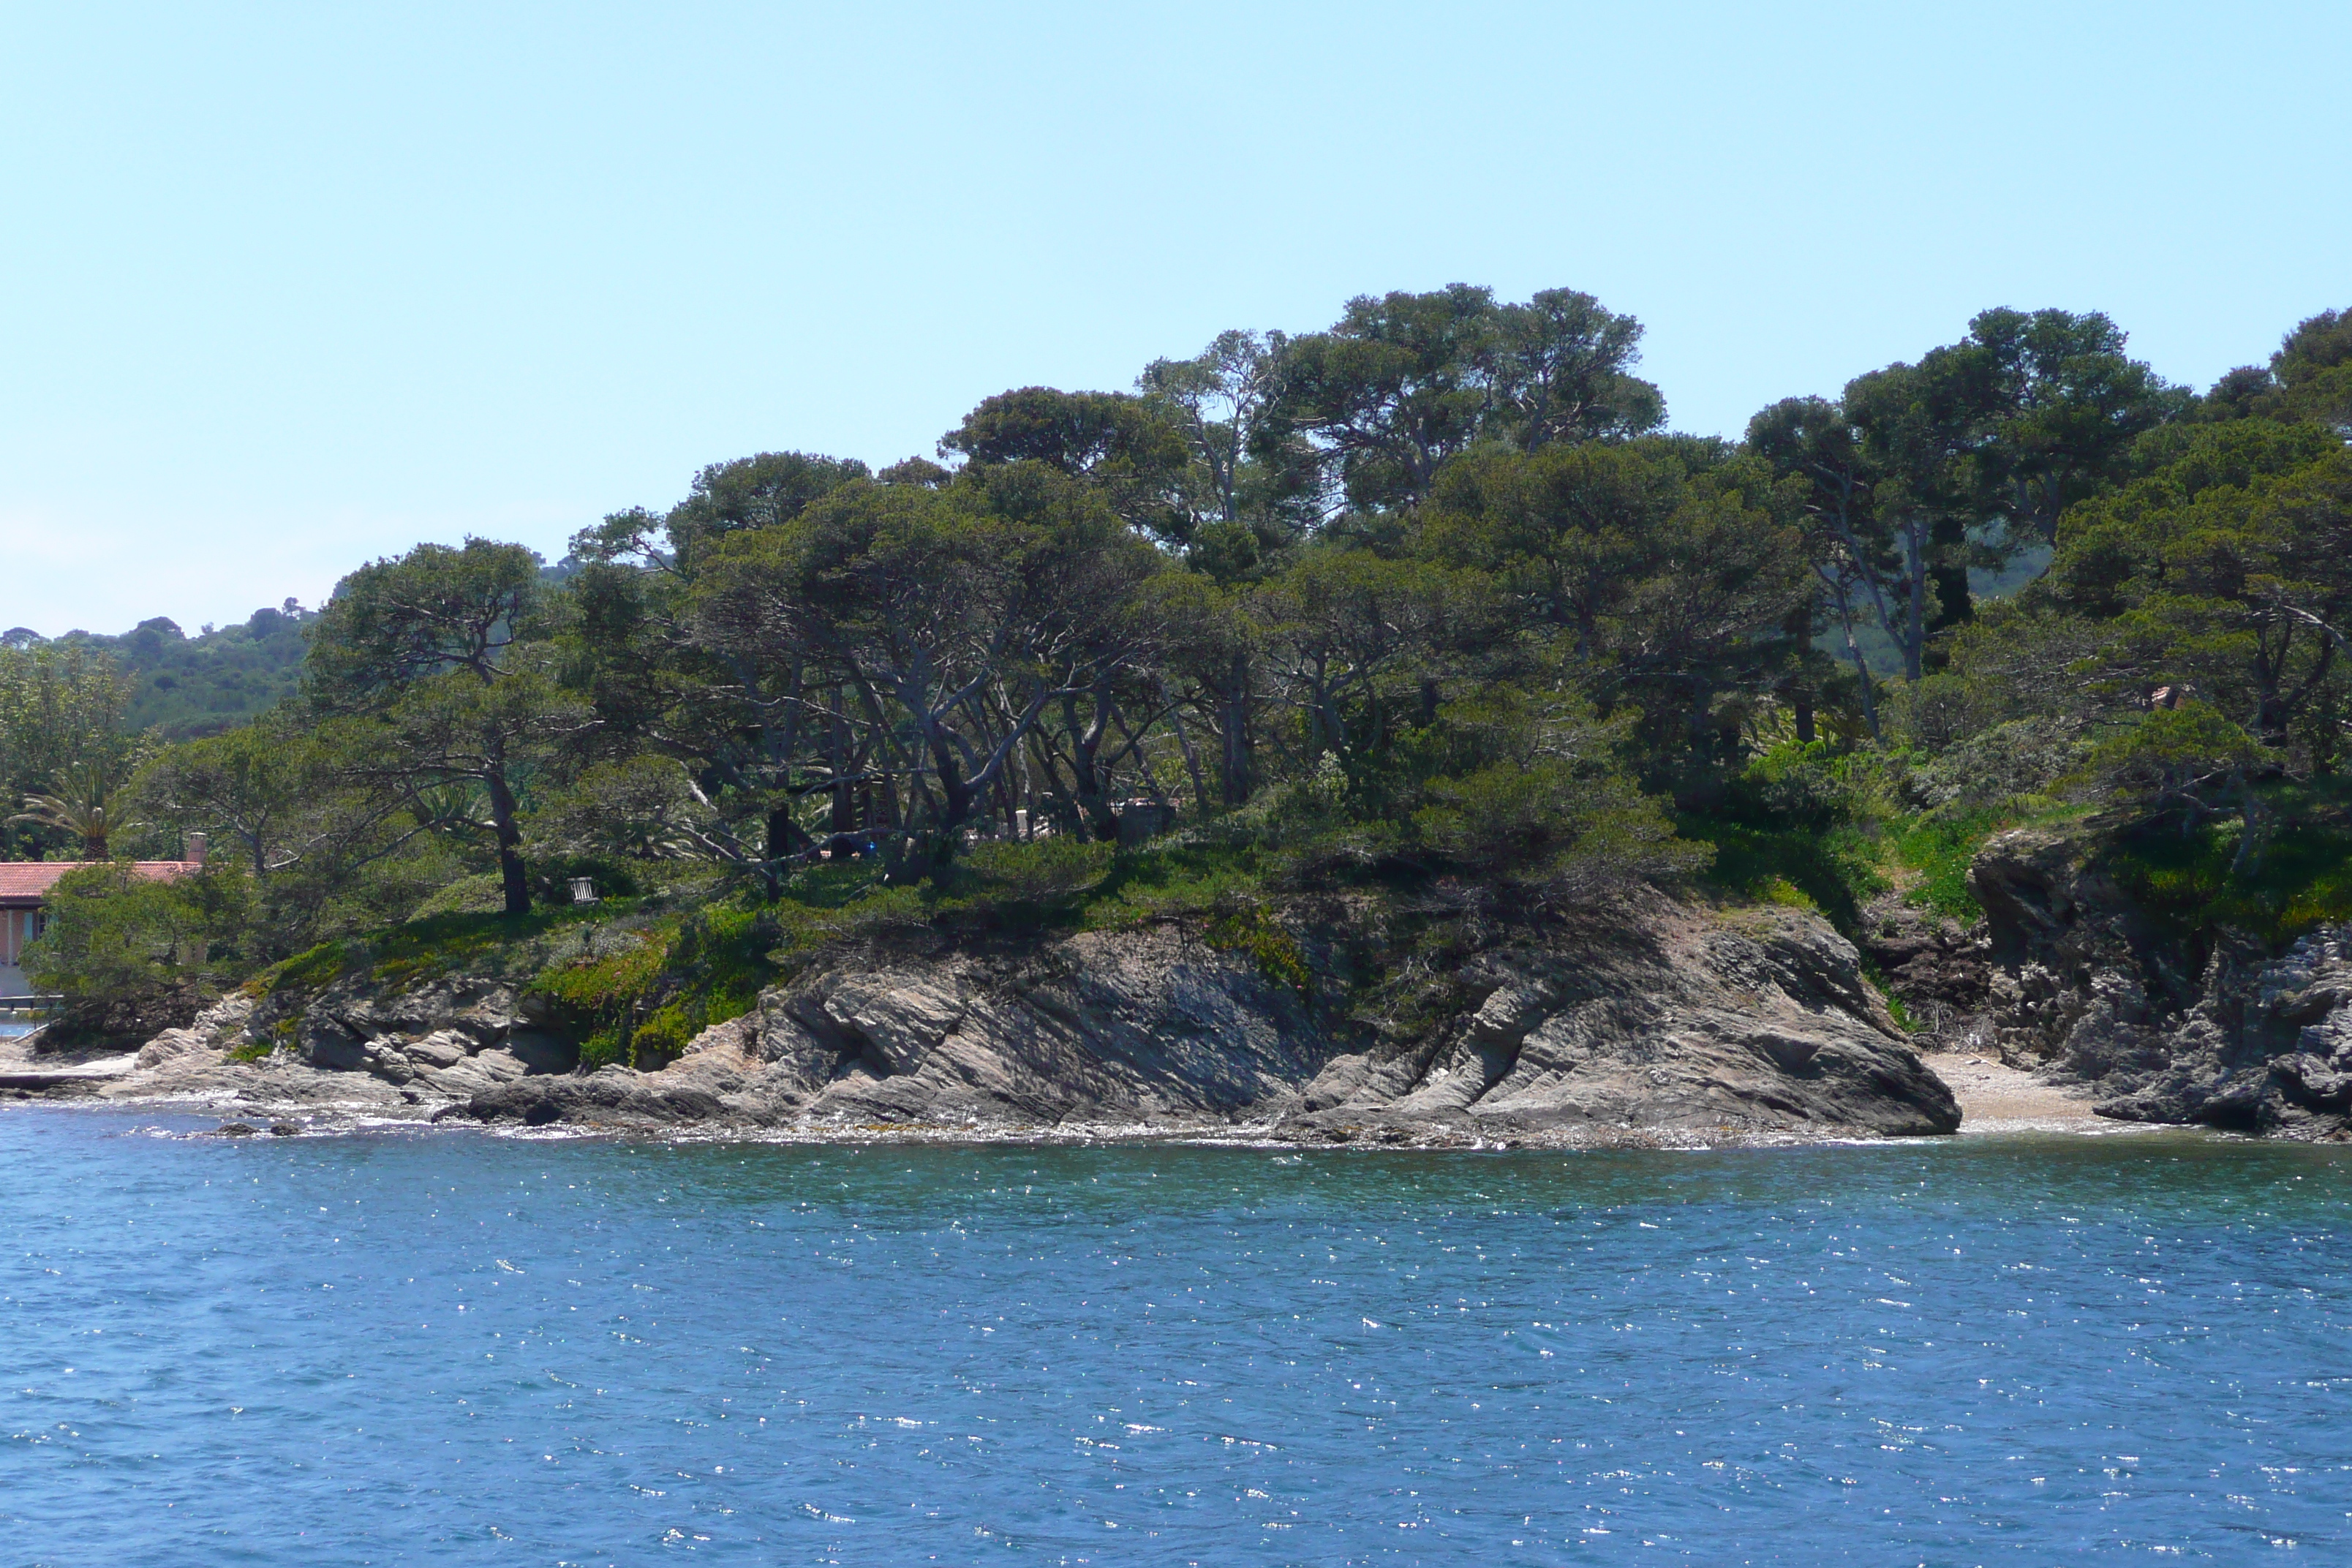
[10,762,140,859]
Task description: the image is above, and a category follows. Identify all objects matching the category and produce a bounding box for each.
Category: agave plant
[10,761,142,860]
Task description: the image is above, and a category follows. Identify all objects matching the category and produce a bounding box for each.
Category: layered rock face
[459,924,1338,1131]
[1967,826,2352,1137]
[1281,899,1953,1139]
[453,897,1956,1140]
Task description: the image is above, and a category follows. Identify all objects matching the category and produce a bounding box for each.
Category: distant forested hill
[61,603,313,739]
[5,567,572,745]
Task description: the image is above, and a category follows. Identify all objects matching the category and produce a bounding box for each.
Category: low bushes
[526,905,782,1069]
[2100,779,2352,948]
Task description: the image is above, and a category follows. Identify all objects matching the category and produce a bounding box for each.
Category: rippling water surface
[2,1112,2348,1565]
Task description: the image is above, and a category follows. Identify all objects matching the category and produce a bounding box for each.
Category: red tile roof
[0,862,200,905]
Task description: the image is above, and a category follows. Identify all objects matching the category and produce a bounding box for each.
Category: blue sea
[2,1111,2347,1565]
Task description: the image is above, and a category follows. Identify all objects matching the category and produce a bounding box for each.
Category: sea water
[1,1112,2346,1565]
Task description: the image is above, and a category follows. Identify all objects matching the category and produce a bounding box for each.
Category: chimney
[185,832,207,867]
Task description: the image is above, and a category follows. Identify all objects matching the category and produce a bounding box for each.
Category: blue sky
[4,1,2346,637]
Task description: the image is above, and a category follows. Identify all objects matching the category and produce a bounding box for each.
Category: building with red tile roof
[0,836,206,974]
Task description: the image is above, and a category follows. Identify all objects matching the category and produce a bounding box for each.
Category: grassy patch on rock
[527,904,785,1070]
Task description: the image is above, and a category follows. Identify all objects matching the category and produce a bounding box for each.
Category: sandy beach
[1920,1048,2111,1134]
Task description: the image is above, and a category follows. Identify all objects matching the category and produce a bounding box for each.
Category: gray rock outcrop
[1855,892,1988,1028]
[452,923,1341,1131]
[1282,897,1954,1140]
[1967,824,2352,1137]
[91,976,576,1111]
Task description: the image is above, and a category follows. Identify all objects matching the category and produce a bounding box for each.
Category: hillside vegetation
[4,287,2350,1052]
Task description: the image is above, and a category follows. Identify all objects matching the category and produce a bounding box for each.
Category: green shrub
[406,873,506,921]
[529,927,671,1068]
[1892,809,2013,921]
[1681,815,1885,937]
[2102,803,2352,948]
[26,862,254,1003]
[2070,704,2272,826]
[366,902,621,989]
[627,1001,700,1063]
[777,859,891,910]
[1716,740,1851,834]
[1080,842,1267,929]
[1899,717,2089,813]
[260,940,355,995]
[1203,902,1311,995]
[1414,760,1705,891]
[524,903,782,1069]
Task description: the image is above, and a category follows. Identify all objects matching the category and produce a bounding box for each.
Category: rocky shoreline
[1855,825,2352,1142]
[7,892,1964,1145]
[26,824,2352,1146]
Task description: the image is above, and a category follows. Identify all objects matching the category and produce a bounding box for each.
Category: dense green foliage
[0,640,141,860]
[10,285,2352,1049]
[2100,782,2352,947]
[103,607,314,736]
[21,860,253,1043]
[1,605,314,742]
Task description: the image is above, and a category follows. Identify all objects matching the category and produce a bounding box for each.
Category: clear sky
[4,1,2346,638]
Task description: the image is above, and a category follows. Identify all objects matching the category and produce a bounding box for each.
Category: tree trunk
[763,805,811,897]
[2231,777,2269,878]
[1165,688,1208,818]
[1061,689,1123,843]
[1027,734,1085,838]
[1221,657,1252,807]
[930,734,975,843]
[1823,572,1881,740]
[485,767,529,916]
[829,706,856,833]
[1901,516,1929,684]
